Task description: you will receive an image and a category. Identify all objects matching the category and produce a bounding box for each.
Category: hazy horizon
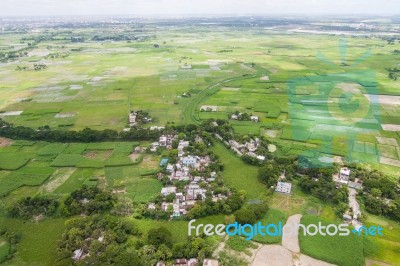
[0,0,399,17]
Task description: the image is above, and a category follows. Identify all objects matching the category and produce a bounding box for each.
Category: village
[147,135,228,219]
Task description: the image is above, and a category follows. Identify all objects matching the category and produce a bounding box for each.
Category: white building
[275,182,292,194]
[182,156,197,166]
[161,187,176,196]
[257,155,266,161]
[250,116,259,122]
[340,168,351,180]
[159,136,167,146]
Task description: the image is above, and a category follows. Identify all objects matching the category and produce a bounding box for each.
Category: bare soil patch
[376,136,399,146]
[299,254,336,266]
[129,153,141,162]
[381,124,400,132]
[252,245,293,266]
[0,137,12,147]
[282,214,302,252]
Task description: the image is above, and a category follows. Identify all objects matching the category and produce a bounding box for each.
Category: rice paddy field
[0,24,399,172]
[0,140,162,202]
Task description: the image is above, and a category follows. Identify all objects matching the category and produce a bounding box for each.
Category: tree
[112,197,133,216]
[234,207,257,224]
[147,227,172,247]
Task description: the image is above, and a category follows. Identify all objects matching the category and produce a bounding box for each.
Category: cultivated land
[0,16,399,265]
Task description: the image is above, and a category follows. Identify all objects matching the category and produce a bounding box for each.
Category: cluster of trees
[56,215,214,265]
[33,63,47,71]
[0,50,29,62]
[56,215,142,266]
[0,119,162,142]
[187,191,245,219]
[9,196,58,219]
[350,166,400,221]
[92,35,145,42]
[296,165,349,214]
[229,111,253,121]
[386,67,400,80]
[234,200,269,225]
[60,186,116,216]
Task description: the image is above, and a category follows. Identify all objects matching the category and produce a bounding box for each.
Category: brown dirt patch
[0,137,12,147]
[129,153,141,162]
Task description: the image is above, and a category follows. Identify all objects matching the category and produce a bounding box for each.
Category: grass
[210,143,266,199]
[0,166,55,196]
[0,217,66,266]
[0,239,10,263]
[299,215,364,266]
[363,214,400,265]
[226,235,251,252]
[252,208,288,244]
[127,178,163,203]
[0,153,31,170]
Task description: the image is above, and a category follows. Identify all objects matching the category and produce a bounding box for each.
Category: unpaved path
[282,214,302,252]
[298,254,336,266]
[252,245,293,266]
[252,214,337,266]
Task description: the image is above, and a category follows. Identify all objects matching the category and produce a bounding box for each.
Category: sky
[0,0,399,17]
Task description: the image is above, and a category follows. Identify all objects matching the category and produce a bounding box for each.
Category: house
[229,140,244,149]
[72,249,83,260]
[257,155,266,161]
[178,140,190,150]
[129,112,137,126]
[161,202,173,211]
[166,164,174,173]
[159,136,168,147]
[160,158,169,167]
[172,203,181,217]
[150,142,159,152]
[339,168,351,180]
[203,259,219,266]
[275,182,292,194]
[175,258,188,265]
[343,214,352,221]
[247,152,257,158]
[161,187,176,196]
[188,258,198,266]
[176,192,184,201]
[150,126,165,130]
[182,156,197,167]
[250,116,259,122]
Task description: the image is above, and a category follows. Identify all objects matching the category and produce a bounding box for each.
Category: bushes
[234,201,269,225]
[60,186,116,216]
[56,215,142,265]
[147,227,173,247]
[9,196,58,219]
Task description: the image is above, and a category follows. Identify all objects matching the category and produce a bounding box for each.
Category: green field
[210,143,266,199]
[299,215,364,266]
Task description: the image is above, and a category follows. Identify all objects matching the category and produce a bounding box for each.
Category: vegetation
[299,215,364,266]
[60,186,116,216]
[9,195,58,219]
